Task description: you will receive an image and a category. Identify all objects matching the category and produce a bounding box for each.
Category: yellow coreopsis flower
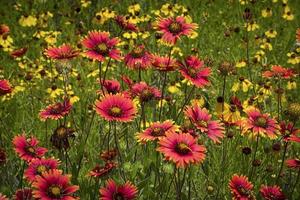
[231,77,253,92]
[123,31,138,39]
[128,3,141,15]
[261,8,272,18]
[245,22,259,32]
[19,15,37,27]
[287,52,300,65]
[168,83,181,94]
[47,86,64,99]
[265,29,277,38]
[260,40,273,51]
[236,60,247,68]
[287,80,297,90]
[282,6,294,21]
[223,104,242,124]
[81,0,91,8]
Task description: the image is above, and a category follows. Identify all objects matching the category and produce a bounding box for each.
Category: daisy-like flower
[243,108,278,139]
[32,169,79,200]
[45,44,78,60]
[179,56,211,88]
[136,120,177,143]
[152,55,178,71]
[156,16,198,45]
[124,45,152,70]
[39,99,72,121]
[115,15,138,32]
[130,82,161,103]
[82,31,121,62]
[157,131,206,168]
[0,193,8,200]
[0,24,9,36]
[286,158,300,169]
[10,47,28,58]
[262,65,295,79]
[95,93,137,122]
[24,158,59,182]
[0,79,12,96]
[14,188,33,200]
[229,174,255,200]
[259,185,286,200]
[88,162,117,178]
[13,135,47,162]
[184,103,225,143]
[99,179,138,200]
[279,121,300,143]
[100,149,118,162]
[101,79,121,94]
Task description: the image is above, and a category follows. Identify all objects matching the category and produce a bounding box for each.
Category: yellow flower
[94,8,115,24]
[282,6,294,21]
[138,31,150,39]
[287,80,297,90]
[123,31,138,39]
[236,60,246,68]
[223,104,241,124]
[260,41,273,51]
[128,3,141,15]
[287,52,300,64]
[47,86,64,99]
[245,22,259,32]
[261,8,272,18]
[231,77,253,92]
[19,15,37,27]
[168,83,181,94]
[265,29,277,38]
[0,35,13,51]
[81,0,91,8]
[191,97,205,108]
[254,50,265,62]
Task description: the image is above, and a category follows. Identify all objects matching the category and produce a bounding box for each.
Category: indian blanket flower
[32,169,79,200]
[10,47,28,58]
[45,44,78,60]
[136,120,177,143]
[259,185,286,200]
[229,174,255,200]
[115,15,138,32]
[24,158,59,182]
[39,99,72,121]
[262,65,295,79]
[152,55,178,71]
[124,45,152,70]
[179,56,211,88]
[130,82,161,103]
[0,79,12,96]
[243,108,278,139]
[157,131,206,168]
[286,158,300,169]
[184,103,225,143]
[100,149,118,162]
[156,16,198,45]
[13,135,47,162]
[99,179,138,200]
[88,162,117,178]
[101,79,121,94]
[82,31,121,62]
[14,188,33,200]
[95,93,137,122]
[279,121,300,143]
[0,194,8,200]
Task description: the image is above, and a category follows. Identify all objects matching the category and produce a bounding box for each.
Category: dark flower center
[131,46,144,58]
[175,142,191,155]
[48,185,61,198]
[50,104,63,115]
[187,68,198,78]
[37,165,47,174]
[56,126,68,139]
[25,146,36,155]
[197,120,208,128]
[151,127,165,137]
[97,43,109,55]
[254,117,267,128]
[237,185,250,196]
[140,89,154,101]
[113,192,124,200]
[109,106,122,117]
[168,22,182,34]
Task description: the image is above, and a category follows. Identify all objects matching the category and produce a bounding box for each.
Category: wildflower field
[0,0,300,199]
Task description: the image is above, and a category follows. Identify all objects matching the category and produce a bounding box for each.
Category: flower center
[151,127,165,137]
[56,126,68,138]
[237,185,249,196]
[26,146,36,155]
[197,120,208,128]
[48,185,61,198]
[97,43,109,55]
[131,46,144,58]
[140,89,154,101]
[254,117,267,128]
[168,22,182,34]
[50,104,63,115]
[175,142,191,155]
[188,68,198,78]
[37,165,47,174]
[113,192,124,200]
[109,106,122,117]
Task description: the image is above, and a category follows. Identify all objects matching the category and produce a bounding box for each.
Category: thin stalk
[276,142,288,183]
[249,134,259,180]
[291,169,300,197]
[158,71,167,121]
[174,85,195,121]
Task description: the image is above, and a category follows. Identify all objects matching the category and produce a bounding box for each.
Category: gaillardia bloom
[286,158,300,169]
[24,158,59,182]
[14,188,33,200]
[179,56,211,88]
[101,79,121,94]
[0,193,8,200]
[259,185,286,200]
[95,94,137,122]
[39,99,72,121]
[13,135,47,162]
[130,81,161,103]
[10,47,28,58]
[124,45,152,70]
[99,179,138,200]
[32,169,79,200]
[152,55,179,71]
[0,79,12,96]
[82,31,121,62]
[243,108,278,139]
[229,174,255,200]
[136,120,177,143]
[184,103,225,143]
[45,44,79,60]
[157,131,206,168]
[115,15,138,32]
[262,65,295,79]
[88,162,117,178]
[156,16,198,45]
